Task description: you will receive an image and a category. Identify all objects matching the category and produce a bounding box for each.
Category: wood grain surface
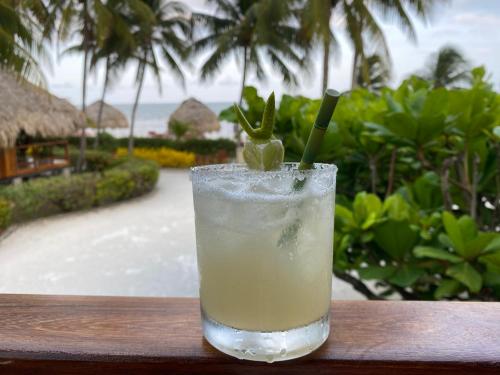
[0,294,499,374]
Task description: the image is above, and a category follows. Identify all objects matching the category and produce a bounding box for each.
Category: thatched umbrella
[0,70,85,148]
[85,101,129,129]
[168,98,220,139]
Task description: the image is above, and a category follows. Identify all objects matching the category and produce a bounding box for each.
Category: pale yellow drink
[192,163,336,361]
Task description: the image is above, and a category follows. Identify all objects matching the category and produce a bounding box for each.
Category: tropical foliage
[1,0,452,150]
[297,0,436,93]
[67,133,237,157]
[0,156,159,225]
[124,0,191,154]
[0,198,11,232]
[222,67,500,300]
[116,147,196,168]
[191,0,306,103]
[353,53,390,93]
[420,45,471,88]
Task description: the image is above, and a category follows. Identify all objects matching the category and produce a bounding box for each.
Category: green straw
[298,89,340,170]
[279,89,340,247]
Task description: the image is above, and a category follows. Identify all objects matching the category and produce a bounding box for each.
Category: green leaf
[483,271,500,287]
[438,233,454,248]
[383,194,412,221]
[413,246,462,263]
[416,114,447,145]
[335,205,355,228]
[457,216,477,243]
[479,252,500,268]
[442,212,465,255]
[358,265,397,280]
[374,219,418,260]
[388,264,425,287]
[410,172,442,210]
[219,106,238,124]
[384,112,418,140]
[434,279,461,299]
[484,236,500,253]
[464,233,498,259]
[333,233,352,269]
[361,232,374,242]
[352,192,382,227]
[422,88,448,118]
[446,262,482,293]
[361,212,379,230]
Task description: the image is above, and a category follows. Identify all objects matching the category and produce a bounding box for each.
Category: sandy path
[0,170,363,299]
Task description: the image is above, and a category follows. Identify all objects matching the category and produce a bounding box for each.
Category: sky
[43,0,500,105]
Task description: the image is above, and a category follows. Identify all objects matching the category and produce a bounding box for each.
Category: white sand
[0,169,364,300]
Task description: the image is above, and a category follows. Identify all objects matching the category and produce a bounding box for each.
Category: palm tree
[191,0,306,105]
[90,0,135,148]
[299,0,437,95]
[126,0,190,154]
[353,53,390,93]
[44,0,100,170]
[0,0,46,83]
[422,45,470,88]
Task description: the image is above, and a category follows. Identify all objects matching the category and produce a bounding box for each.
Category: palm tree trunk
[94,57,110,149]
[128,63,145,155]
[322,38,329,95]
[77,0,89,172]
[239,46,248,106]
[235,46,248,144]
[351,52,358,89]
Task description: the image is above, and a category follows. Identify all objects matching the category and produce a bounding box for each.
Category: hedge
[0,157,159,225]
[0,198,11,232]
[67,134,237,156]
[116,147,196,168]
[69,149,119,172]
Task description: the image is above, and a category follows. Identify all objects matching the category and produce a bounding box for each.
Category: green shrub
[179,138,236,156]
[223,69,500,301]
[120,158,160,194]
[62,148,116,172]
[0,157,159,225]
[95,158,158,204]
[84,149,118,172]
[44,174,97,213]
[68,135,237,157]
[169,120,189,140]
[334,192,500,301]
[95,169,135,205]
[0,198,11,231]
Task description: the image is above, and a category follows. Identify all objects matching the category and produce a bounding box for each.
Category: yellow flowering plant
[116,147,196,168]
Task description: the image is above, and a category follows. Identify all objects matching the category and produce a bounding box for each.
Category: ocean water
[108,102,234,139]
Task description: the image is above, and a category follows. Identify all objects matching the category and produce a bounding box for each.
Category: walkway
[0,170,363,299]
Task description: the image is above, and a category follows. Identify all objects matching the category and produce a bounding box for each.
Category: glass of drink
[191,163,337,362]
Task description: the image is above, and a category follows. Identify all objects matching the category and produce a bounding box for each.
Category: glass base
[201,309,329,363]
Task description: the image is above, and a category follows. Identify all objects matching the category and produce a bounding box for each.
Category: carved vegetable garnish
[233,92,284,171]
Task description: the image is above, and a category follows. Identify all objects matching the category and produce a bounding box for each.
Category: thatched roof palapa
[168,98,220,139]
[86,101,129,129]
[0,70,85,148]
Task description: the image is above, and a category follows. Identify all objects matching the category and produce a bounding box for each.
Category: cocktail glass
[191,163,337,362]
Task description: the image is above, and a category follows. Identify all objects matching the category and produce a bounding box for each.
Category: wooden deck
[0,294,499,374]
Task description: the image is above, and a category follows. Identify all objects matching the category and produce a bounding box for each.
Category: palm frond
[161,46,186,88]
[266,49,299,87]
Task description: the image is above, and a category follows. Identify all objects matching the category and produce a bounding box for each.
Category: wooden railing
[14,140,69,176]
[0,140,70,179]
[0,294,499,374]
